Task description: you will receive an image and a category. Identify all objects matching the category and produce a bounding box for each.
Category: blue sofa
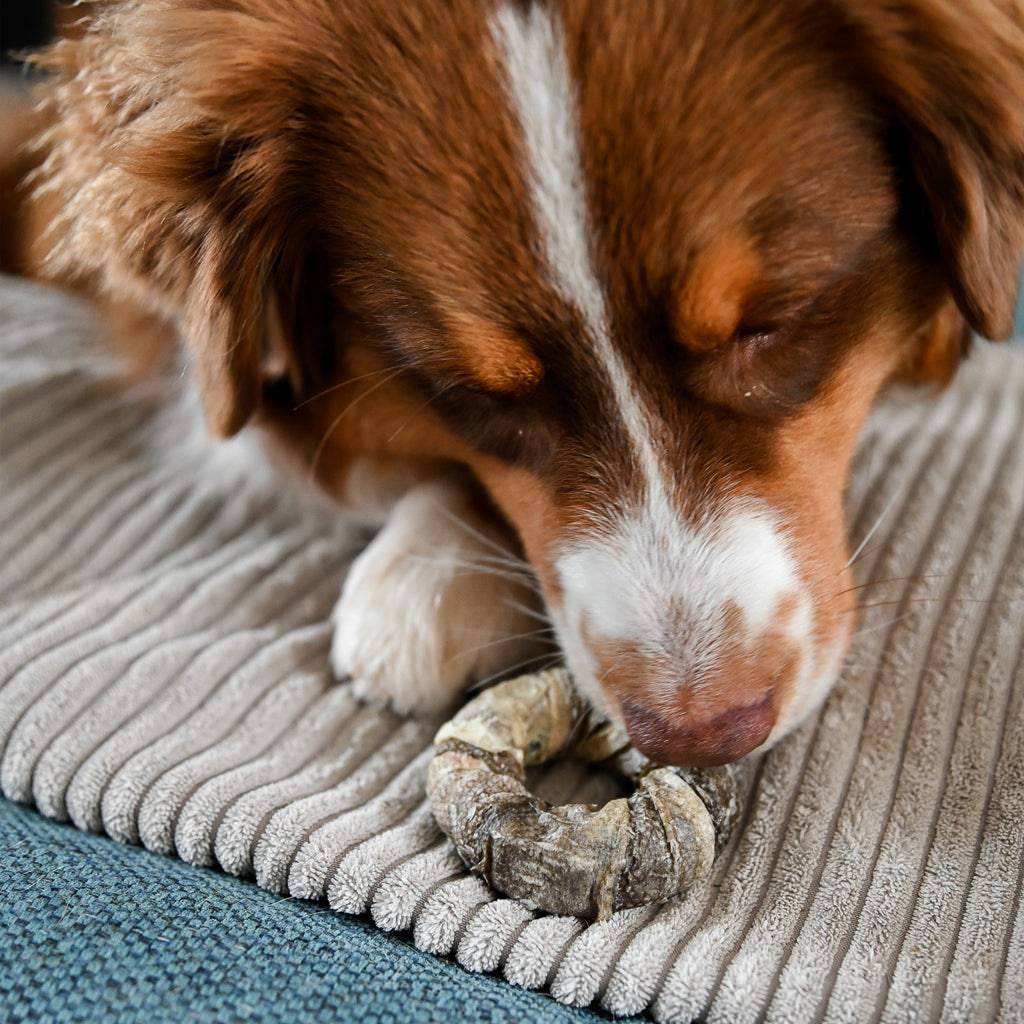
[0,800,618,1024]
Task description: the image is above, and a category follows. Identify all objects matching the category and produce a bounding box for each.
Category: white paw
[330,481,551,715]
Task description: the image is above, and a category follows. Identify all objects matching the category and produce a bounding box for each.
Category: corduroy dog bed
[1,274,1022,1023]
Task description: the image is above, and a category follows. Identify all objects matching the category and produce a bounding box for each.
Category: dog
[6,0,1023,767]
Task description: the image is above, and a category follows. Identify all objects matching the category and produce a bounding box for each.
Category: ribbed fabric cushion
[1,274,1022,1023]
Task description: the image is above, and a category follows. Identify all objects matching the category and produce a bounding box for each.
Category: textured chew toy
[426,668,739,921]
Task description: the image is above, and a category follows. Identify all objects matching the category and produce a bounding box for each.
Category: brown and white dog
[7,0,1024,766]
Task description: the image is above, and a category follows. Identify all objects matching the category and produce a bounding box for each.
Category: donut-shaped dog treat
[426,668,739,921]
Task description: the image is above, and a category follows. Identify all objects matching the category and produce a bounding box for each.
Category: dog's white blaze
[490,2,670,511]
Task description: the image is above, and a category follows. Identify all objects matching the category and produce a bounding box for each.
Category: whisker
[455,628,557,660]
[446,551,537,574]
[405,553,535,577]
[385,380,458,445]
[843,484,906,571]
[403,556,543,594]
[503,597,552,626]
[468,652,563,693]
[293,364,403,410]
[558,666,620,752]
[435,504,531,566]
[839,599,906,614]
[307,366,409,480]
[834,572,950,599]
[566,698,597,749]
[839,594,1021,615]
[450,570,542,592]
[848,614,913,639]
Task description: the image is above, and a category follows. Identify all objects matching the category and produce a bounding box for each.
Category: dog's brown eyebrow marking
[446,311,544,395]
[673,233,764,352]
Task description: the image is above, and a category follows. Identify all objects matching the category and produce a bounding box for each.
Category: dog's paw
[330,480,550,715]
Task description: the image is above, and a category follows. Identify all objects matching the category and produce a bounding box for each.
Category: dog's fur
[7,0,1024,765]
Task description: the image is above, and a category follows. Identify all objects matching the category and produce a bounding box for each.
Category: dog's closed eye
[690,328,796,415]
[731,322,786,352]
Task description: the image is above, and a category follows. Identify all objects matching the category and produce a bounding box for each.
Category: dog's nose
[621,693,774,766]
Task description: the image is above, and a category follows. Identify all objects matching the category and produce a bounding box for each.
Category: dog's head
[38,0,1024,764]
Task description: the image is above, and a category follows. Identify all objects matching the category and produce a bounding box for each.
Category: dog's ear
[33,5,331,436]
[839,0,1024,341]
[896,296,974,385]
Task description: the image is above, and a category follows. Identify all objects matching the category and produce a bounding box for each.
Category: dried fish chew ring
[426,667,739,921]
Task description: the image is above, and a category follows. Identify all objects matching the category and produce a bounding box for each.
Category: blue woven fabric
[0,800,623,1024]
